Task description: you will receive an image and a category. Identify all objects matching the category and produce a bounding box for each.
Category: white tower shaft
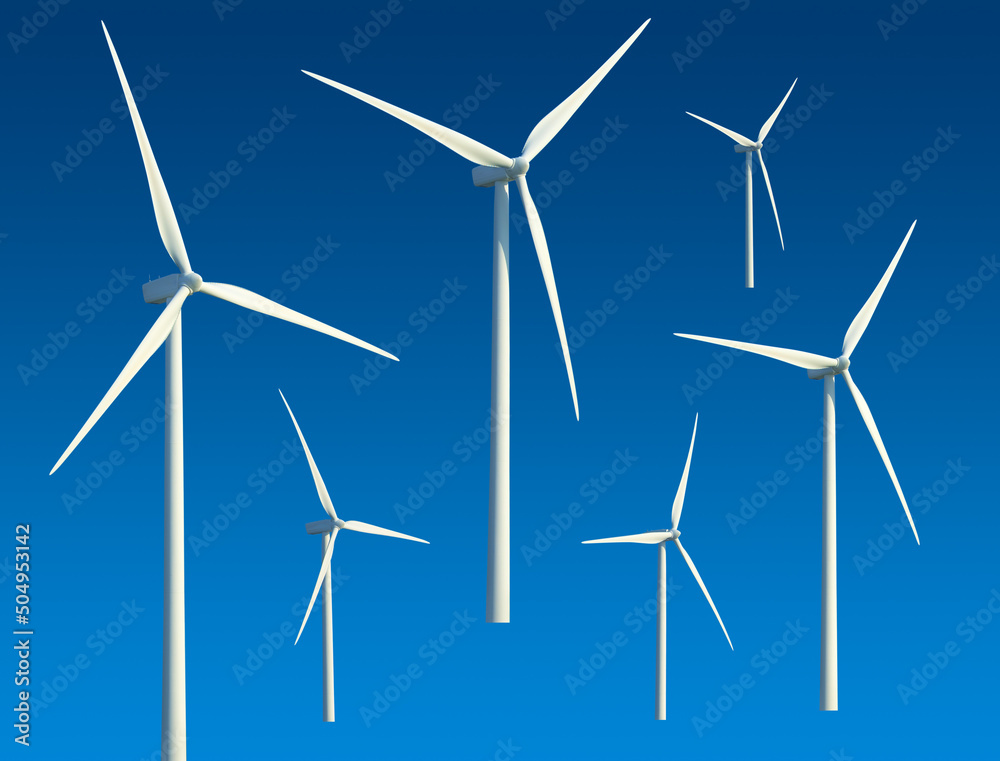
[820,374,838,710]
[656,542,667,720]
[745,151,754,288]
[321,533,335,721]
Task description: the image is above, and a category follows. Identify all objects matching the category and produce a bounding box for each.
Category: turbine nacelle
[733,142,763,153]
[471,156,530,188]
[142,271,204,304]
[806,356,851,380]
[305,518,344,535]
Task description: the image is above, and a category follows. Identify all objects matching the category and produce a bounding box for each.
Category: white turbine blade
[301,70,512,168]
[294,528,338,646]
[199,281,397,361]
[671,414,699,531]
[50,288,189,475]
[515,175,579,420]
[841,369,920,545]
[841,220,917,358]
[756,78,797,144]
[520,19,650,162]
[685,112,755,147]
[582,531,671,545]
[674,333,837,371]
[102,22,191,275]
[757,152,784,250]
[674,538,733,650]
[278,390,337,521]
[341,520,429,544]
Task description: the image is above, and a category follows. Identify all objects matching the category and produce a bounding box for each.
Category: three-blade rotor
[302,20,650,421]
[583,415,733,649]
[49,24,398,476]
[674,221,920,544]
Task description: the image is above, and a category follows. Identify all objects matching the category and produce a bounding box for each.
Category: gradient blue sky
[4,0,998,758]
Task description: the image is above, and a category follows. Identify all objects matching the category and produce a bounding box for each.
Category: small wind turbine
[302,19,649,623]
[686,78,798,288]
[583,415,733,720]
[675,220,921,711]
[49,24,396,760]
[279,391,428,722]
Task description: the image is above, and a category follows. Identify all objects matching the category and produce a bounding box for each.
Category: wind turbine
[582,415,733,720]
[48,23,397,760]
[675,220,921,711]
[301,19,649,623]
[279,391,428,722]
[686,78,797,288]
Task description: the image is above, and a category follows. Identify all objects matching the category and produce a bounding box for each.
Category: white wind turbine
[583,415,733,720]
[675,220,921,711]
[279,391,428,722]
[686,78,798,288]
[48,23,397,760]
[301,19,649,623]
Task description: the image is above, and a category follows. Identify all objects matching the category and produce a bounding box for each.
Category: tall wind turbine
[582,415,733,720]
[675,220,921,711]
[279,391,428,722]
[301,19,649,623]
[48,23,397,760]
[686,78,797,288]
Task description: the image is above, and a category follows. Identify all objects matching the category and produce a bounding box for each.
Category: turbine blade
[520,19,650,162]
[294,528,338,646]
[341,520,429,544]
[685,112,755,147]
[582,532,670,545]
[841,220,917,358]
[515,176,579,420]
[278,391,337,521]
[102,22,191,274]
[301,70,512,168]
[671,414,698,531]
[757,151,784,250]
[674,333,837,371]
[841,369,920,545]
[50,288,189,475]
[199,282,397,361]
[674,538,733,650]
[756,78,798,144]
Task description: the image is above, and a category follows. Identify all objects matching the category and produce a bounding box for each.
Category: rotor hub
[506,156,530,180]
[180,271,203,293]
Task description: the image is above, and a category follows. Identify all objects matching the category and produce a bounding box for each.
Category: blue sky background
[3,0,998,758]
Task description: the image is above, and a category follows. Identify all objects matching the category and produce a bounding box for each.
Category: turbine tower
[686,78,797,287]
[49,24,396,759]
[675,220,921,710]
[280,391,428,721]
[583,415,733,719]
[302,19,649,622]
